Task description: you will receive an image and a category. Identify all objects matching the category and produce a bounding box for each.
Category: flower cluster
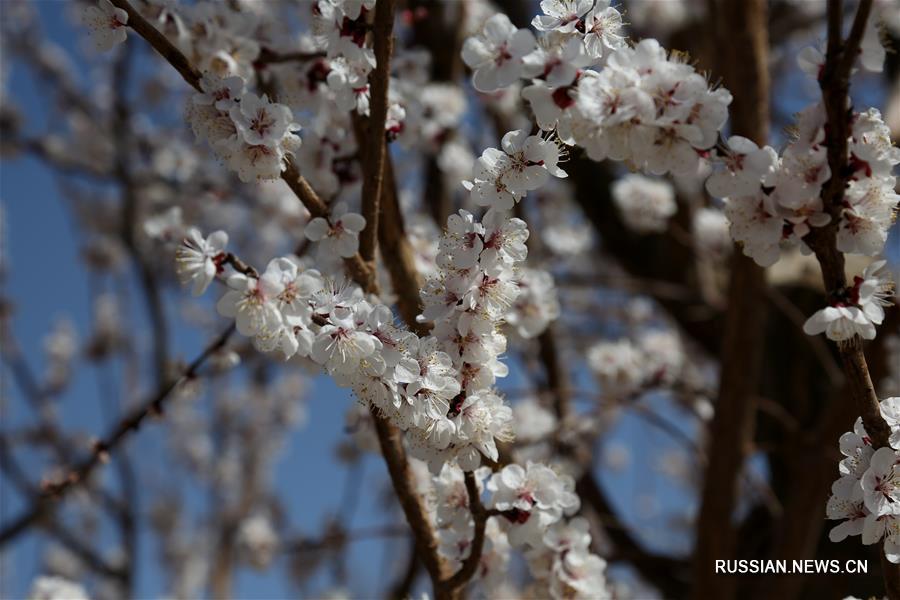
[186,75,301,182]
[611,173,677,234]
[485,463,610,598]
[573,39,731,176]
[709,106,899,267]
[463,0,625,96]
[422,460,609,598]
[487,462,580,547]
[587,328,685,397]
[313,0,377,115]
[429,465,486,568]
[803,260,893,342]
[505,267,561,339]
[174,207,515,475]
[27,576,89,600]
[827,398,900,563]
[464,129,567,210]
[412,130,568,470]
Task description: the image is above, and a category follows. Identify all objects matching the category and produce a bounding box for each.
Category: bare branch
[370,406,451,588]
[0,325,235,546]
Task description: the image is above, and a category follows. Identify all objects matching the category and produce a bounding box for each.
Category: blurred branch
[6,138,111,181]
[0,322,129,518]
[286,524,410,553]
[533,322,689,596]
[0,325,235,546]
[255,48,325,66]
[765,286,845,386]
[111,39,168,390]
[575,473,691,596]
[0,435,128,582]
[386,538,420,600]
[109,0,201,92]
[692,2,770,599]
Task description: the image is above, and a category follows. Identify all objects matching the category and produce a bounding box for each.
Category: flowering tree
[1,0,900,599]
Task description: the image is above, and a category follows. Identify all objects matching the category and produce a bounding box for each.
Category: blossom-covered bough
[2,0,899,598]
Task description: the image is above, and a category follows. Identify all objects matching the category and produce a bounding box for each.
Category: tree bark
[692,1,770,598]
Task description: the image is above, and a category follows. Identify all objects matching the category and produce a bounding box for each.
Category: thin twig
[0,325,234,546]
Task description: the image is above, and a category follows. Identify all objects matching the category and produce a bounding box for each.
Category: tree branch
[358,0,396,266]
[438,471,489,595]
[0,325,234,546]
[805,1,899,595]
[692,1,770,598]
[108,0,201,92]
[370,406,450,588]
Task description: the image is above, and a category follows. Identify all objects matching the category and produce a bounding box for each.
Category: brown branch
[0,325,234,546]
[351,116,428,333]
[438,471,489,595]
[221,252,258,278]
[358,0,396,266]
[255,48,326,67]
[370,406,450,589]
[806,1,899,596]
[281,157,378,294]
[805,0,888,449]
[692,1,770,599]
[379,160,429,335]
[108,0,379,297]
[285,524,410,553]
[0,436,127,582]
[108,0,201,92]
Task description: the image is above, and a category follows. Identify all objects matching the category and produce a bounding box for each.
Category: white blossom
[462,14,536,92]
[175,229,228,296]
[304,202,366,258]
[81,0,128,52]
